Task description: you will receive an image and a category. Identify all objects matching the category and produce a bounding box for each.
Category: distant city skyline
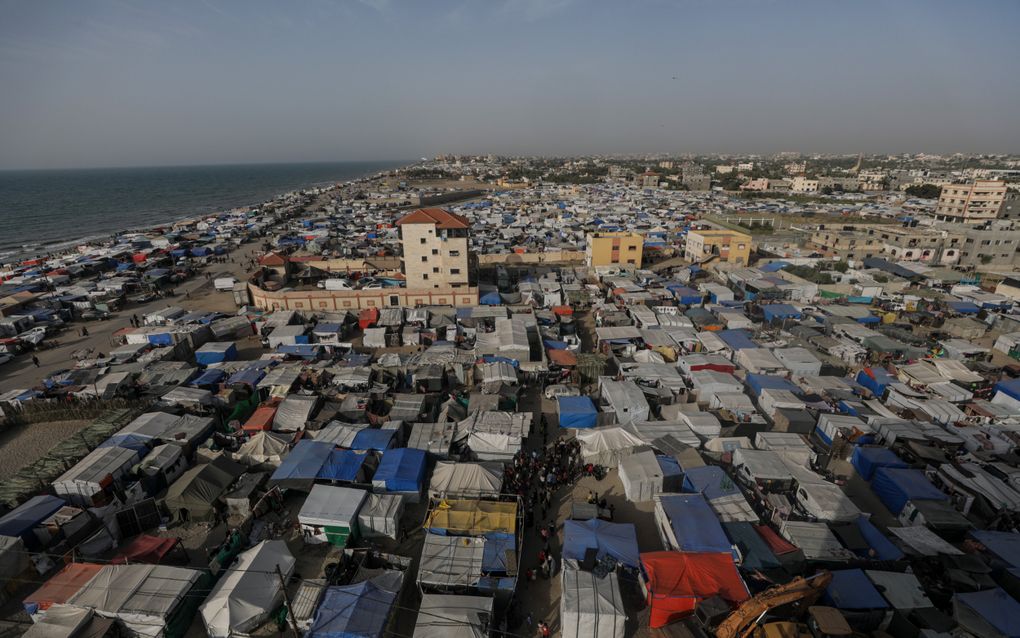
[1,0,1019,170]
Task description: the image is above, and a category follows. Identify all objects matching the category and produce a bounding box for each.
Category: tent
[640,551,749,628]
[655,494,732,554]
[970,530,1020,568]
[232,430,291,467]
[619,449,664,502]
[721,522,782,572]
[307,579,399,638]
[412,594,491,638]
[358,493,405,540]
[24,563,103,615]
[110,535,182,565]
[953,587,1020,638]
[273,394,318,431]
[317,449,373,483]
[373,448,427,497]
[557,396,598,429]
[0,495,65,549]
[870,467,947,515]
[0,535,30,581]
[426,500,517,536]
[195,341,237,365]
[562,519,640,568]
[429,462,503,499]
[561,566,626,638]
[419,533,485,589]
[349,428,397,452]
[823,569,889,610]
[576,427,647,466]
[200,540,296,637]
[851,446,907,480]
[299,485,367,546]
[163,455,245,523]
[269,440,335,491]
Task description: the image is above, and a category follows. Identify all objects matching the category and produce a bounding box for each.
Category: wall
[477,250,585,265]
[248,283,479,311]
[302,256,402,273]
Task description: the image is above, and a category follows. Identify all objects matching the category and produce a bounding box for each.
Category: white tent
[53,445,140,507]
[200,540,296,637]
[795,481,862,522]
[298,485,367,545]
[618,449,664,502]
[273,394,318,431]
[429,462,503,499]
[363,328,388,349]
[231,431,291,467]
[67,564,202,638]
[358,493,405,539]
[418,533,485,589]
[23,606,95,638]
[576,427,647,466]
[561,565,626,638]
[412,594,491,638]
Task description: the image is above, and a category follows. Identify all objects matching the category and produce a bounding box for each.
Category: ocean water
[0,161,404,260]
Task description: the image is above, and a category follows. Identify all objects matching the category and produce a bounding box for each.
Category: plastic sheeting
[200,540,296,637]
[307,580,398,638]
[299,485,367,546]
[557,396,598,429]
[270,440,335,490]
[656,494,732,554]
[358,493,404,539]
[273,394,318,431]
[373,448,427,493]
[970,530,1020,568]
[426,499,516,535]
[576,427,647,466]
[317,449,371,483]
[722,522,782,572]
[823,569,889,610]
[618,449,664,502]
[429,462,502,499]
[0,495,65,546]
[640,551,748,628]
[563,519,640,568]
[163,456,245,522]
[851,446,907,481]
[561,566,626,638]
[412,594,491,638]
[870,467,947,515]
[232,431,291,468]
[418,534,485,589]
[953,587,1020,638]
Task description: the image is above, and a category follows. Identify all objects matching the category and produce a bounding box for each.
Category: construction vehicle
[713,571,834,638]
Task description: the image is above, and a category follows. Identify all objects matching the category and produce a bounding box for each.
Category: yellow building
[685,229,751,265]
[586,232,644,268]
[397,207,472,290]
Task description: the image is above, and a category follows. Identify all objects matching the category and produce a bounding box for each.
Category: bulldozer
[711,572,849,638]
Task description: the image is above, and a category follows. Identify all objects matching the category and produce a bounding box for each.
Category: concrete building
[957,222,1020,268]
[715,165,736,175]
[397,207,472,290]
[790,177,819,193]
[935,180,1008,222]
[997,189,1020,221]
[637,171,661,189]
[684,229,751,265]
[586,231,644,268]
[816,176,859,192]
[809,228,885,261]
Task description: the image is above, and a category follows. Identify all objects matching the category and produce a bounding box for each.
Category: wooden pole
[276,564,299,635]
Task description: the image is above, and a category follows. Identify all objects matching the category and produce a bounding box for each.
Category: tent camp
[576,427,647,466]
[562,519,640,568]
[163,455,244,523]
[0,495,65,549]
[557,396,598,429]
[953,587,1020,638]
[372,448,427,501]
[418,533,486,590]
[870,467,947,515]
[640,551,749,628]
[561,565,626,638]
[412,594,491,638]
[429,462,503,499]
[273,394,318,431]
[299,485,367,546]
[269,440,335,491]
[231,431,292,467]
[655,494,733,554]
[200,540,296,637]
[358,493,405,540]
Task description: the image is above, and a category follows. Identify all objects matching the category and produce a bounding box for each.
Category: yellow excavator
[714,572,849,638]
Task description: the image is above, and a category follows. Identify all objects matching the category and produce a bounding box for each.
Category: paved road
[0,243,265,394]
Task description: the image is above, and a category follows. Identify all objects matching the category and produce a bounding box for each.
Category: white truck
[214,277,237,292]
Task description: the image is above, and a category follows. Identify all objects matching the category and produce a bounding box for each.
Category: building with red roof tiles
[397,208,472,290]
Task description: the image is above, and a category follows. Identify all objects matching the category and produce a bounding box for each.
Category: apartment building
[586,231,644,268]
[809,228,885,261]
[397,207,471,289]
[790,176,819,193]
[684,229,751,265]
[997,189,1020,221]
[935,180,1008,222]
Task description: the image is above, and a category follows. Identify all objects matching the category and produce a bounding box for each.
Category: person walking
[31,355,40,367]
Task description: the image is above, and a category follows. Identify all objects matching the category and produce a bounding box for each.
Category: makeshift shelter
[562,519,640,568]
[53,445,140,507]
[195,341,237,365]
[317,449,373,484]
[412,594,491,638]
[372,448,427,500]
[200,540,296,637]
[953,587,1020,638]
[358,493,405,540]
[640,551,749,628]
[429,462,503,499]
[24,563,104,615]
[269,440,335,491]
[307,579,400,638]
[851,446,908,481]
[163,455,244,523]
[418,533,485,589]
[576,427,647,466]
[721,522,783,572]
[110,535,183,565]
[561,566,626,638]
[619,449,664,502]
[870,467,948,515]
[823,568,890,611]
[299,485,367,546]
[232,430,291,468]
[0,495,65,549]
[426,499,517,536]
[655,494,732,555]
[557,396,598,429]
[272,394,318,432]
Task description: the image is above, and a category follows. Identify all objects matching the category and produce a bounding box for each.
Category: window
[421,256,427,262]
[420,238,426,244]
[433,267,439,273]
[432,248,439,254]
[628,245,637,251]
[423,274,429,280]
[449,250,460,257]
[451,268,461,274]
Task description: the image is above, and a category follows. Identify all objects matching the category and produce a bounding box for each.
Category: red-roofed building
[397,208,471,289]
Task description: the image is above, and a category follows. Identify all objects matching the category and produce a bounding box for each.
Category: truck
[214,277,238,292]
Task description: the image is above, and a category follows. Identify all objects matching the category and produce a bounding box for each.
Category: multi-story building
[957,222,1020,268]
[638,171,661,189]
[684,229,751,265]
[935,180,1008,222]
[397,207,472,289]
[790,176,819,193]
[586,231,644,268]
[857,170,888,191]
[809,228,885,261]
[816,175,859,192]
[997,189,1020,221]
[715,165,736,175]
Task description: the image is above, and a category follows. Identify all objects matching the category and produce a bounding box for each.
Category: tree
[905,184,942,199]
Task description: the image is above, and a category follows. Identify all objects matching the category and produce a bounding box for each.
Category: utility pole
[276,564,299,635]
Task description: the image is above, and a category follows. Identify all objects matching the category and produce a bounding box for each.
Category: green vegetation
[904,184,943,199]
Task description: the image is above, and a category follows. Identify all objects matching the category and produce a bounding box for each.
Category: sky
[1,0,1018,169]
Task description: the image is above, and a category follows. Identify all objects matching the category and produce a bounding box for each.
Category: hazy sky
[1,0,1018,169]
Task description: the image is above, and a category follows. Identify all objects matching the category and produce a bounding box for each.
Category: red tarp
[754,524,800,555]
[110,535,180,565]
[641,551,749,628]
[552,306,574,317]
[547,349,578,367]
[25,563,103,611]
[359,308,379,330]
[243,405,278,432]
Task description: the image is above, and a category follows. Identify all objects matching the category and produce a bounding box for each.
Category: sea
[0,160,405,261]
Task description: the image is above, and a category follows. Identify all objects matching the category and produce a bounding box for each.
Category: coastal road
[0,243,265,395]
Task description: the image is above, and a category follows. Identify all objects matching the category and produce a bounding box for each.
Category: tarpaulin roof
[561,566,626,638]
[716,329,757,351]
[547,348,578,367]
[24,563,103,611]
[0,495,65,541]
[270,440,335,488]
[853,516,904,561]
[722,522,782,571]
[307,581,398,638]
[823,569,889,610]
[640,551,749,628]
[761,304,802,321]
[164,455,245,522]
[870,467,947,515]
[954,587,1020,638]
[681,466,741,501]
[754,524,800,556]
[200,540,295,637]
[563,519,641,568]
[110,535,180,565]
[970,530,1020,568]
[557,395,598,429]
[349,428,396,451]
[373,448,427,492]
[317,449,370,482]
[426,499,516,535]
[745,373,800,397]
[657,494,732,554]
[190,368,226,386]
[947,301,980,314]
[851,446,908,481]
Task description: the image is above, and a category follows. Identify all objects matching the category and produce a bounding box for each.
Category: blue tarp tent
[480,291,502,305]
[270,440,334,488]
[969,530,1020,568]
[146,332,173,346]
[993,378,1020,403]
[852,515,904,561]
[851,446,908,481]
[856,367,896,398]
[562,519,641,568]
[0,495,65,548]
[761,304,802,322]
[190,368,226,387]
[228,367,265,388]
[195,342,237,366]
[557,396,598,429]
[277,344,323,359]
[717,329,757,351]
[824,569,889,610]
[671,286,702,306]
[373,448,427,493]
[307,581,397,638]
[317,450,370,483]
[954,588,1020,638]
[349,429,396,452]
[482,532,516,574]
[98,433,151,455]
[745,373,800,397]
[758,261,790,273]
[657,494,732,554]
[657,455,682,491]
[947,301,980,314]
[722,522,782,571]
[870,467,947,515]
[682,465,741,501]
[543,339,568,350]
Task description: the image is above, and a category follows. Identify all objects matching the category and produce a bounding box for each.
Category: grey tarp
[560,565,626,638]
[413,594,491,638]
[163,456,245,522]
[200,540,296,637]
[273,395,318,431]
[418,534,485,589]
